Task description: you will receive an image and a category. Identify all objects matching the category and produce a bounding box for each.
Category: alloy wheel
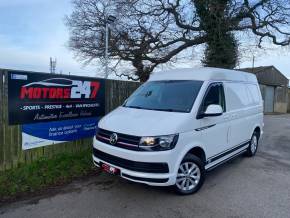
[176,162,201,192]
[251,135,258,154]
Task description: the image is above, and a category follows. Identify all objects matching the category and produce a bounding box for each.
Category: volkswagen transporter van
[93,68,263,195]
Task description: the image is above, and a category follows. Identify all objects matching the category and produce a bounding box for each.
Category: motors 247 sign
[8,71,105,125]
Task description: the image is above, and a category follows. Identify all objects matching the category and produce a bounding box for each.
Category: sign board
[8,71,105,125]
[22,117,99,150]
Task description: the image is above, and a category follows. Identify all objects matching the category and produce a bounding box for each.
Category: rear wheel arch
[246,130,259,157]
[253,126,261,139]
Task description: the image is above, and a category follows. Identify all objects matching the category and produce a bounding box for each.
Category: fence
[0,69,140,171]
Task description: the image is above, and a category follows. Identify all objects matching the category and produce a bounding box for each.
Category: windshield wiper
[125,106,185,112]
[125,105,162,111]
[154,108,185,112]
[124,105,144,109]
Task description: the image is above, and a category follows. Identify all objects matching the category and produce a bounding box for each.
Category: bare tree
[66,0,290,81]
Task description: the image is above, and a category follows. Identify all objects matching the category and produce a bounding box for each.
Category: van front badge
[109,133,118,145]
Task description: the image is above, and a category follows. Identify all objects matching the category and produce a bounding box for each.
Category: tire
[246,131,259,157]
[174,153,205,195]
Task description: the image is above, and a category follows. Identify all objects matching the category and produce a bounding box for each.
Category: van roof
[149,67,258,83]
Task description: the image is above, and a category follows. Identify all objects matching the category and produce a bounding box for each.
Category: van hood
[98,106,193,136]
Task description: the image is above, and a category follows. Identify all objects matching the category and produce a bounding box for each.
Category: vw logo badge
[109,133,118,145]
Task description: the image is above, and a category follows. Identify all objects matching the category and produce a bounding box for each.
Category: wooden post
[0,70,4,170]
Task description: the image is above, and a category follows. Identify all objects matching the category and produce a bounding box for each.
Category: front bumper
[93,148,169,173]
[92,140,178,186]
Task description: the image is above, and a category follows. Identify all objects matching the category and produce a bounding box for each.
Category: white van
[93,68,263,195]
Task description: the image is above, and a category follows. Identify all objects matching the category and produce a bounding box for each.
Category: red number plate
[101,163,120,175]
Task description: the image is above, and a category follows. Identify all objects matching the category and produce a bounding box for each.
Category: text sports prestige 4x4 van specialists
[93,68,263,195]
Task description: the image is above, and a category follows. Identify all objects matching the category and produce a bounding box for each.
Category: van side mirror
[203,104,223,117]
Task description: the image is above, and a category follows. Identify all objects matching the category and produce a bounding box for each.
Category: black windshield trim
[124,80,203,113]
[123,105,188,113]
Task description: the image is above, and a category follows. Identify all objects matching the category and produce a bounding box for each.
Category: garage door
[264,86,275,113]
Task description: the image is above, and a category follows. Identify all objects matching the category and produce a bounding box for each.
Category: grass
[0,149,95,201]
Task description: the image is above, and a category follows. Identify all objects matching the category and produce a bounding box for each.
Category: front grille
[93,148,169,173]
[96,128,141,151]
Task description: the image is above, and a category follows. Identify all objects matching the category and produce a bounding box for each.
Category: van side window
[225,83,250,110]
[201,83,226,113]
[247,84,261,104]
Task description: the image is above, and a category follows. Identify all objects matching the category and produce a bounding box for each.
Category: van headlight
[139,134,179,151]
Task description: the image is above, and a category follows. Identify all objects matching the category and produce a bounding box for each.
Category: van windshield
[124,80,203,113]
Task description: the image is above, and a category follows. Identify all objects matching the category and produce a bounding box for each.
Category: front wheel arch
[174,145,206,175]
[187,146,207,165]
[174,153,206,195]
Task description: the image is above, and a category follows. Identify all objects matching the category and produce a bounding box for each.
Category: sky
[0,0,290,79]
[0,0,96,77]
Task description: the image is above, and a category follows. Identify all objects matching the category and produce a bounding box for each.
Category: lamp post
[105,15,116,79]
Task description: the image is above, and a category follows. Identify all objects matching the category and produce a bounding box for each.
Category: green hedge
[0,149,95,200]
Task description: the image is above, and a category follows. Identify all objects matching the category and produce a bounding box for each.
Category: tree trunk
[194,0,238,69]
[132,57,151,82]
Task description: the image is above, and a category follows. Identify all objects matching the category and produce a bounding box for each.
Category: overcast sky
[0,0,290,79]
